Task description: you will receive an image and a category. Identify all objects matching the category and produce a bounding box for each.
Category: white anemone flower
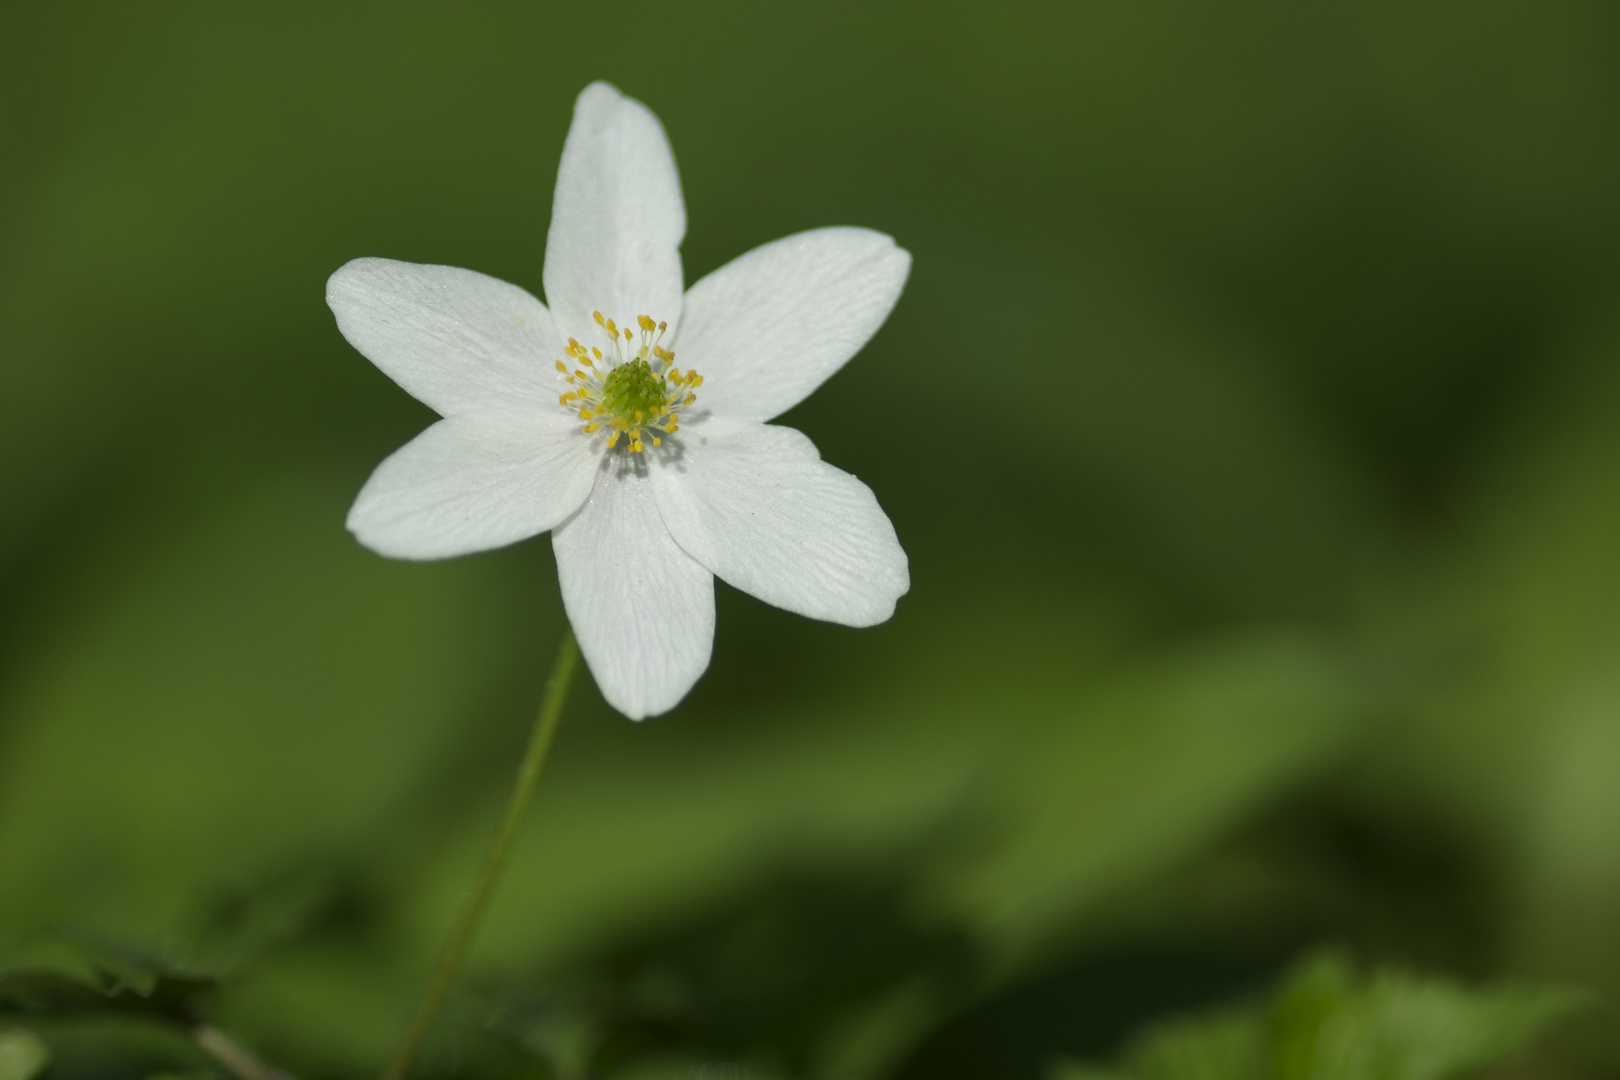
[328,82,911,719]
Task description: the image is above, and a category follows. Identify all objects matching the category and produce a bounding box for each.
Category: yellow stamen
[556,310,701,449]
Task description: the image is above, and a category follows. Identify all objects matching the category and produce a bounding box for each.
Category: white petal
[553,465,714,720]
[674,228,910,422]
[328,258,566,416]
[544,82,686,348]
[652,418,909,627]
[348,408,597,560]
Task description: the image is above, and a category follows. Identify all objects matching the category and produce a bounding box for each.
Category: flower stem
[193,1025,296,1080]
[381,629,580,1080]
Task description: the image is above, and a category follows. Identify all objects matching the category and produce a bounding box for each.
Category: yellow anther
[563,311,694,449]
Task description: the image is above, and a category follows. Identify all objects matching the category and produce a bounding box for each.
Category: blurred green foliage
[3,0,1620,1077]
[0,1029,51,1080]
[1052,953,1582,1080]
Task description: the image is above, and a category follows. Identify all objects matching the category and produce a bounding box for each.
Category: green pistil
[600,360,666,423]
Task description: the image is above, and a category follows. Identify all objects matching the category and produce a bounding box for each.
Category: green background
[3,2,1618,1077]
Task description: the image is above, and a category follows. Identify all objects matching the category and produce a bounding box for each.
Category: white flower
[327,82,911,719]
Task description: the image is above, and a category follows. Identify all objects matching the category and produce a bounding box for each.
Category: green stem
[382,629,580,1080]
[193,1025,295,1080]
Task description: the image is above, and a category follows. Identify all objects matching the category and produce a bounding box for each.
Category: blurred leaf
[1052,953,1580,1080]
[1272,954,1358,1080]
[0,1029,49,1080]
[937,632,1363,964]
[1053,1066,1130,1080]
[1272,953,1584,1080]
[1131,1010,1266,1080]
[0,968,212,1026]
[606,1059,785,1080]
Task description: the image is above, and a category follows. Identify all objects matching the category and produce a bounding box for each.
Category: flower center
[600,358,667,420]
[555,312,702,453]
